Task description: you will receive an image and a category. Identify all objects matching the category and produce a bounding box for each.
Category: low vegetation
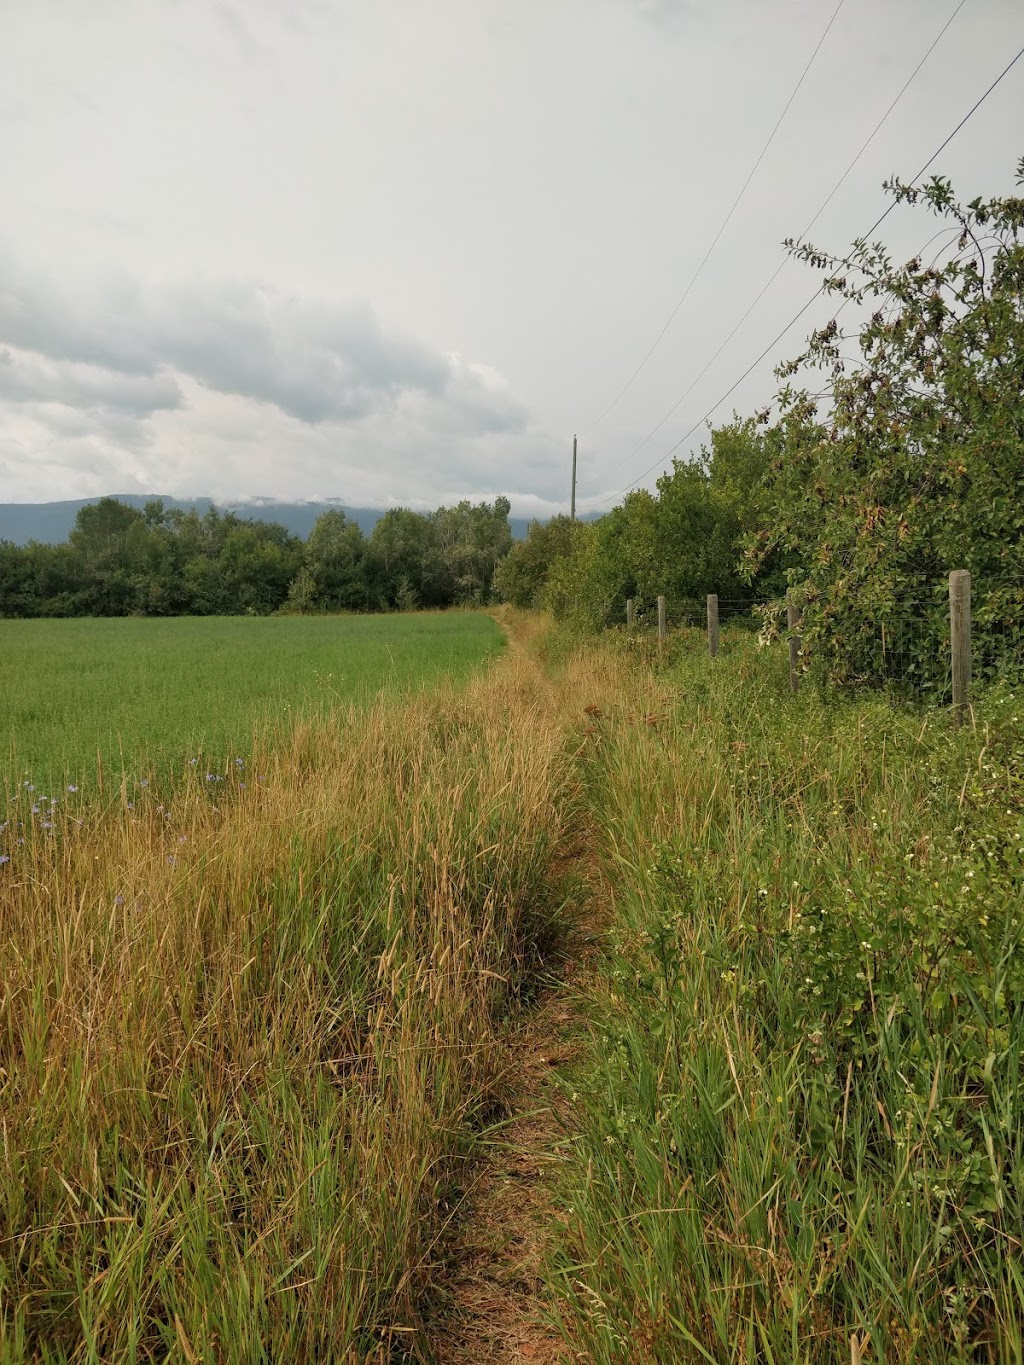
[2,606,1023,1360]
[551,626,1024,1360]
[0,624,572,1361]
[0,611,504,790]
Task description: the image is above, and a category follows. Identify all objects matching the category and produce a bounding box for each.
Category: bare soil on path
[427,615,609,1365]
[430,867,604,1365]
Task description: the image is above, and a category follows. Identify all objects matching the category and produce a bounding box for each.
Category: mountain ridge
[0,495,593,546]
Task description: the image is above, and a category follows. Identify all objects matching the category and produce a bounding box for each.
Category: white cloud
[0,254,526,428]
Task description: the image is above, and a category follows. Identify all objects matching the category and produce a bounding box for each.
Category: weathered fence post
[949,569,971,723]
[657,595,667,646]
[786,596,801,693]
[707,593,719,658]
[626,597,635,630]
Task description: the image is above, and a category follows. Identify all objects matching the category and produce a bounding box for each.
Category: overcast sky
[1,0,1021,515]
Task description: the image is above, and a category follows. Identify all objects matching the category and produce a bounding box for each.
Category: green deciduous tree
[364,508,443,611]
[494,514,577,608]
[302,510,368,612]
[543,457,751,631]
[748,158,1024,688]
[432,496,513,605]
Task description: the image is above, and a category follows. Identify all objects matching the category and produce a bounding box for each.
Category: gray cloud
[631,0,701,23]
[0,247,544,509]
[3,0,1020,512]
[0,346,183,416]
[0,253,527,433]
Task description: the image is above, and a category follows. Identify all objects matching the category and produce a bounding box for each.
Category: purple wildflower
[67,784,77,792]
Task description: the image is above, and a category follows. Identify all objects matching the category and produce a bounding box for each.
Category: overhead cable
[586,0,846,431]
[582,0,969,495]
[579,36,1024,513]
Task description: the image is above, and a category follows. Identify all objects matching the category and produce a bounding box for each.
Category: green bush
[747,159,1024,691]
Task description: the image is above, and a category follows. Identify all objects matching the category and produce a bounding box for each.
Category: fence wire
[620,586,1024,700]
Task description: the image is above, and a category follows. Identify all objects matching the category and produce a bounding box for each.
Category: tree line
[5,159,1020,687]
[0,496,513,617]
[499,157,1024,689]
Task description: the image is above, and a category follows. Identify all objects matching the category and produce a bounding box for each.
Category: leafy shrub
[747,159,1024,691]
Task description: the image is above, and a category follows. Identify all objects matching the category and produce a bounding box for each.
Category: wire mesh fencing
[618,576,1023,704]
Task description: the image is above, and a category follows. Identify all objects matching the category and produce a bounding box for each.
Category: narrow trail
[430,940,585,1363]
[427,616,611,1365]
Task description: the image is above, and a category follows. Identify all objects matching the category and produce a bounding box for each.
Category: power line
[586,0,846,431]
[579,35,1024,514]
[582,0,969,495]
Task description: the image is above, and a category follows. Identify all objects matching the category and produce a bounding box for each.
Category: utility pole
[570,434,577,522]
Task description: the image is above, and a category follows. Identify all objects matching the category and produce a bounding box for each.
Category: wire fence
[625,597,765,631]
[618,577,1024,706]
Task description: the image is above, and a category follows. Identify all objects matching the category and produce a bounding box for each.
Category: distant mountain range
[0,495,589,546]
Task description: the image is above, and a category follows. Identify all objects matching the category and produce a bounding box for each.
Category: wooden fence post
[657,595,667,646]
[626,598,635,630]
[707,593,719,658]
[786,597,801,693]
[949,569,971,723]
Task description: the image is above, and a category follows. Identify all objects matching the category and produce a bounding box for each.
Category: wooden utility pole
[570,434,577,522]
[707,594,719,658]
[658,595,667,645]
[950,569,971,723]
[626,598,635,629]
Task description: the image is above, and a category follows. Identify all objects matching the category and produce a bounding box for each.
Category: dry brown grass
[0,633,580,1362]
[423,617,662,1365]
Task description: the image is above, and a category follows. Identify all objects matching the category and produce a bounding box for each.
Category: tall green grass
[0,612,504,791]
[552,630,1024,1361]
[0,639,570,1362]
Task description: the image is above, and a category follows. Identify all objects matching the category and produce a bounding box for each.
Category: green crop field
[0,611,504,791]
